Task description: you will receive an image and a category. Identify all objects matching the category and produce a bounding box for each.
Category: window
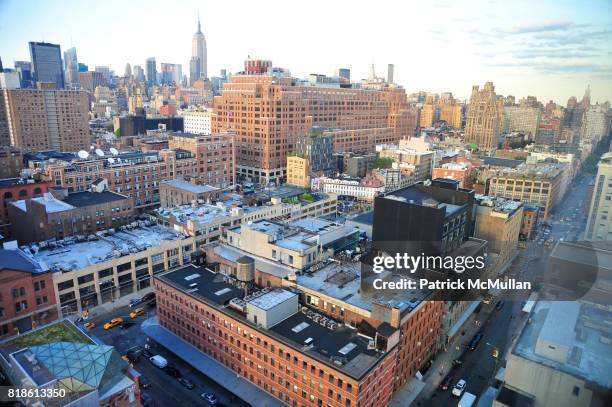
[57,280,74,291]
[572,386,580,396]
[77,274,94,285]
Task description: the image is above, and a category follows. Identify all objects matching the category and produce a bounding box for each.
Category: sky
[1,0,611,104]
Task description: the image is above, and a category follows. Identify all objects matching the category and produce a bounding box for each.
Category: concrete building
[286,155,310,188]
[14,223,195,316]
[438,98,462,129]
[167,132,235,188]
[294,130,335,174]
[474,195,523,275]
[503,104,542,138]
[432,162,475,188]
[419,95,438,128]
[191,17,207,79]
[154,193,338,248]
[0,249,58,338]
[465,82,504,151]
[159,178,220,207]
[585,152,612,241]
[78,71,105,92]
[343,152,376,178]
[486,160,570,219]
[499,299,611,407]
[319,176,385,201]
[2,88,90,151]
[581,104,609,143]
[0,177,51,239]
[377,141,434,182]
[0,147,24,179]
[8,188,135,244]
[180,109,212,135]
[520,204,540,240]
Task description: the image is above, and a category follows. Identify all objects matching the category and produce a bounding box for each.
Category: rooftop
[156,265,388,379]
[514,301,612,389]
[248,289,296,311]
[161,179,219,194]
[0,249,42,273]
[475,194,523,214]
[382,185,466,217]
[63,191,129,207]
[19,223,187,272]
[11,192,74,213]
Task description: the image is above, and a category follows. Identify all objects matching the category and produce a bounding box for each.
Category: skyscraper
[338,68,350,82]
[145,58,157,87]
[387,63,394,84]
[161,63,182,85]
[124,63,132,78]
[64,47,79,87]
[14,61,32,88]
[189,56,200,85]
[133,65,144,81]
[465,82,504,150]
[29,42,64,88]
[191,15,207,79]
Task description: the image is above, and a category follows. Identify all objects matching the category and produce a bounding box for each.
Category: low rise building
[0,147,23,179]
[179,108,212,135]
[286,155,310,188]
[0,249,58,338]
[520,204,540,240]
[8,187,135,244]
[377,141,434,182]
[16,223,195,317]
[159,178,220,207]
[319,176,385,201]
[0,177,50,239]
[432,162,475,189]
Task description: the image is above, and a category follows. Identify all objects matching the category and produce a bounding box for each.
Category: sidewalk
[141,316,286,407]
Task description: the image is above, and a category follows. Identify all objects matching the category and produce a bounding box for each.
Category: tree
[114,128,121,137]
[105,123,114,132]
[373,157,393,169]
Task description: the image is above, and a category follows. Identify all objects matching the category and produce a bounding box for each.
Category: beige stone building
[474,196,523,275]
[419,95,437,128]
[286,155,310,187]
[503,104,542,137]
[2,88,90,151]
[159,178,220,207]
[486,160,569,219]
[465,82,504,151]
[438,99,462,129]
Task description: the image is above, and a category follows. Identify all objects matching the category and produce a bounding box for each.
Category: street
[82,305,242,407]
[415,173,592,406]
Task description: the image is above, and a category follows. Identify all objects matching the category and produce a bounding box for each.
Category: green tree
[114,128,121,137]
[373,157,394,169]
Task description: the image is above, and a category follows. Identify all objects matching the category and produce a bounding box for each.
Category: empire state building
[191,16,207,81]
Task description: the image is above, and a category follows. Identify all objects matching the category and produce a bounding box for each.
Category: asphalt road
[82,305,243,407]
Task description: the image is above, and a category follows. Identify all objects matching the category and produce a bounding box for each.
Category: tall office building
[78,71,104,92]
[160,63,182,85]
[77,63,88,72]
[14,61,33,88]
[191,16,207,79]
[387,63,394,84]
[145,57,156,87]
[465,82,504,150]
[133,65,144,81]
[124,63,132,78]
[2,88,90,151]
[63,47,79,86]
[189,56,200,85]
[338,68,350,82]
[29,42,64,88]
[419,95,437,128]
[585,152,612,241]
[94,66,111,85]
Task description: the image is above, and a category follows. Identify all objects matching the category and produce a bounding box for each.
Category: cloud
[512,49,600,59]
[501,20,573,35]
[484,60,612,77]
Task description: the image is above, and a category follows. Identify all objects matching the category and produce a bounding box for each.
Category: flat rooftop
[513,301,612,389]
[248,289,296,311]
[289,218,343,234]
[296,260,429,314]
[157,202,234,226]
[19,224,187,272]
[383,186,465,217]
[11,192,74,213]
[63,191,129,207]
[161,179,219,194]
[156,265,388,380]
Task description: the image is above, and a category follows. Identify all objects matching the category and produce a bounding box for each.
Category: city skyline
[0,0,610,104]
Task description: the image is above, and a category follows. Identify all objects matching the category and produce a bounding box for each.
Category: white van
[149,355,168,369]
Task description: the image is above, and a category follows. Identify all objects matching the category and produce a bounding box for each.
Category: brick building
[0,249,58,338]
[159,178,220,207]
[0,147,24,179]
[8,187,135,244]
[0,178,50,239]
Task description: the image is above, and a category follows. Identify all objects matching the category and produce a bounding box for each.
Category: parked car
[129,308,145,319]
[149,355,168,369]
[495,300,505,310]
[84,322,96,330]
[177,377,195,389]
[163,365,181,378]
[140,392,155,407]
[201,392,218,405]
[142,348,153,358]
[126,349,142,363]
[452,379,467,397]
[468,332,483,351]
[129,298,142,307]
[139,374,151,389]
[120,321,135,329]
[439,374,454,390]
[103,318,123,330]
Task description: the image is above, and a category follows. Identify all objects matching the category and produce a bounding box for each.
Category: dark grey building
[294,129,335,174]
[146,57,157,87]
[29,42,64,88]
[14,61,33,88]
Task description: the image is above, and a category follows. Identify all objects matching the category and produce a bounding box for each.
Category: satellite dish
[77,150,89,159]
[95,149,104,157]
[109,147,119,156]
[117,158,121,163]
[90,145,95,150]
[107,157,115,164]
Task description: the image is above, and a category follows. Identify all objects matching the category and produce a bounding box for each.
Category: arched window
[3,192,12,200]
[34,187,42,195]
[19,190,27,197]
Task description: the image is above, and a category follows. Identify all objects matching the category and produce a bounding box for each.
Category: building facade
[29,42,64,88]
[465,82,504,151]
[585,152,612,241]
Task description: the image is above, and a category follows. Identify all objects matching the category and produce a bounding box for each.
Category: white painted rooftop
[247,289,297,311]
[11,193,75,214]
[161,179,219,194]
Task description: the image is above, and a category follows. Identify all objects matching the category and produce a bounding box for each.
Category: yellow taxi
[103,317,123,330]
[129,308,145,319]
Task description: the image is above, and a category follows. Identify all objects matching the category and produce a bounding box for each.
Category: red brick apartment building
[0,178,50,239]
[0,250,58,338]
[155,265,399,407]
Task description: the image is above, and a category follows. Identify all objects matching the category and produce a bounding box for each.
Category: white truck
[149,355,168,369]
[458,392,476,407]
